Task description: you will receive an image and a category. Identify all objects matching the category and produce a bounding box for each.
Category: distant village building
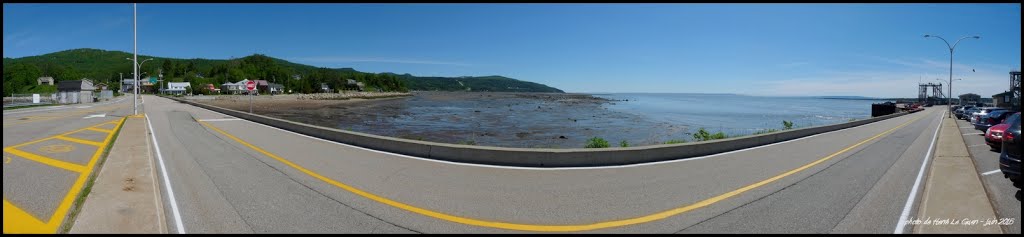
[221,80,249,95]
[57,79,96,104]
[203,84,221,94]
[292,74,302,80]
[993,91,1013,109]
[122,79,137,93]
[268,83,284,95]
[320,83,332,93]
[37,77,55,86]
[166,82,190,95]
[345,79,365,92]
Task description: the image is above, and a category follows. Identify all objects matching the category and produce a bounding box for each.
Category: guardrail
[172,97,921,167]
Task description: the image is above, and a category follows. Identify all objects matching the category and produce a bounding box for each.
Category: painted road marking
[894,111,944,234]
[39,144,75,154]
[145,115,186,234]
[3,103,126,127]
[53,136,103,147]
[4,148,86,173]
[962,132,984,136]
[982,170,1002,176]
[200,112,928,232]
[85,127,114,134]
[82,114,106,119]
[197,118,242,122]
[2,117,126,234]
[191,100,932,171]
[4,156,10,164]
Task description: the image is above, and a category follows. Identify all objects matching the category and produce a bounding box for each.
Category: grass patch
[3,103,60,110]
[584,137,610,148]
[692,128,729,142]
[58,117,126,234]
[753,128,779,135]
[664,139,687,144]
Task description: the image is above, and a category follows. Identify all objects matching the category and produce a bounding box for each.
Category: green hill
[3,48,563,96]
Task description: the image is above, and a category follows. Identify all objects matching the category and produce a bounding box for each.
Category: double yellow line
[199,110,931,232]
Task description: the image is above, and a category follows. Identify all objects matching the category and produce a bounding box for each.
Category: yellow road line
[53,136,103,147]
[85,127,113,134]
[199,110,930,232]
[3,199,50,234]
[4,148,86,173]
[2,104,126,128]
[1,117,127,234]
[10,120,120,150]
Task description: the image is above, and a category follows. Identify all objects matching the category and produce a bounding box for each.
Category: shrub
[783,120,794,130]
[619,140,629,147]
[585,137,610,148]
[692,128,729,142]
[753,128,779,135]
[664,139,687,144]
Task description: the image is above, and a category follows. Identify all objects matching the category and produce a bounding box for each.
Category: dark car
[956,105,975,119]
[975,110,1015,131]
[986,112,1020,151]
[1000,114,1021,189]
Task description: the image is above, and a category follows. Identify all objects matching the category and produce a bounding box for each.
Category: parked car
[976,110,1015,131]
[961,107,981,120]
[971,107,1006,124]
[999,114,1021,189]
[955,106,974,119]
[986,112,1020,151]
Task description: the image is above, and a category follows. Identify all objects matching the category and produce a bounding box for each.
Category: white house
[166,82,190,95]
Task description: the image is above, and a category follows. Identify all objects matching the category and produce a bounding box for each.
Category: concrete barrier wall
[173,97,921,167]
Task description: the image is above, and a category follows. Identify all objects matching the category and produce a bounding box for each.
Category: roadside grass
[584,137,610,148]
[58,117,126,234]
[3,103,61,110]
[664,139,687,144]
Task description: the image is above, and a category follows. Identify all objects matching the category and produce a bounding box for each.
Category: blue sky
[4,3,1021,98]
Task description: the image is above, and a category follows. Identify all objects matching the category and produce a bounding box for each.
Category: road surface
[141,95,950,234]
[3,97,133,233]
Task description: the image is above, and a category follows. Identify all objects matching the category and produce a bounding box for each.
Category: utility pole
[133,3,138,115]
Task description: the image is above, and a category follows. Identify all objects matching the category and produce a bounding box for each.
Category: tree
[3,63,42,96]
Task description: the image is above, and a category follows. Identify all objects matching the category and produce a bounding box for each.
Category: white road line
[962,132,984,136]
[895,111,944,234]
[982,170,1002,176]
[146,115,186,234]
[197,118,242,122]
[186,97,933,171]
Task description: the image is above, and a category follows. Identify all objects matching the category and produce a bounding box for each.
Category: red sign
[246,81,257,91]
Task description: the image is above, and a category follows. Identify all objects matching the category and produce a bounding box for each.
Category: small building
[221,81,244,95]
[268,83,284,95]
[122,79,137,93]
[166,82,190,95]
[57,79,96,104]
[993,91,1013,109]
[344,79,365,91]
[254,80,270,95]
[202,84,221,94]
[94,83,109,91]
[37,77,55,85]
[320,83,332,93]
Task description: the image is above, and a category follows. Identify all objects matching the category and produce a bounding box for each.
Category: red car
[987,112,1021,150]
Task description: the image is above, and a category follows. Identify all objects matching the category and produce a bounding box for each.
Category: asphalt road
[3,97,133,234]
[955,117,1021,234]
[141,95,954,234]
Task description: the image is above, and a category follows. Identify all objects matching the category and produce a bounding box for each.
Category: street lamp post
[924,34,980,118]
[133,3,137,115]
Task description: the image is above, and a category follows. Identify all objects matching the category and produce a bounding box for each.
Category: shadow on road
[1016,190,1021,202]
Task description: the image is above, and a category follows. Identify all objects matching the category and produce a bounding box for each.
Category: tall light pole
[133,3,138,115]
[924,34,980,117]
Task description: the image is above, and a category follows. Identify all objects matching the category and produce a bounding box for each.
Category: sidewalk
[69,115,167,234]
[914,115,1001,234]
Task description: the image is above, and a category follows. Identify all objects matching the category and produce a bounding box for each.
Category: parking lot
[3,118,125,234]
[954,117,1021,234]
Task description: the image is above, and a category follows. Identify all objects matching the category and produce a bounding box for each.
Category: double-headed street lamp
[924,34,980,117]
[126,57,152,114]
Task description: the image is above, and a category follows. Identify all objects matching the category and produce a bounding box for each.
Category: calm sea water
[594,93,879,137]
